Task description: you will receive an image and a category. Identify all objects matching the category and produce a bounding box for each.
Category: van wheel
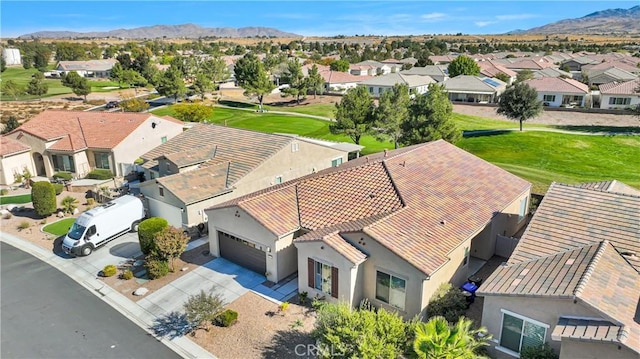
[81,245,93,256]
[131,221,140,232]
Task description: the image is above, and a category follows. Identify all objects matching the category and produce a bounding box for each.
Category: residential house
[582,61,640,75]
[525,77,590,107]
[139,124,361,233]
[4,110,184,178]
[350,60,391,76]
[400,65,449,82]
[583,67,638,87]
[533,67,572,79]
[599,78,640,109]
[357,73,435,97]
[498,58,555,72]
[205,141,531,315]
[56,59,118,78]
[478,182,640,359]
[322,71,372,93]
[428,55,457,65]
[0,136,33,185]
[443,75,507,103]
[561,56,598,72]
[478,61,517,84]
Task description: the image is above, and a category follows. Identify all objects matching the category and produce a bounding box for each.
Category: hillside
[18,24,300,39]
[521,5,640,34]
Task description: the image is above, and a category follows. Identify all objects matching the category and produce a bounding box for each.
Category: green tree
[1,57,6,72]
[26,72,49,100]
[60,196,79,214]
[184,289,225,331]
[31,181,57,217]
[520,343,559,359]
[2,80,25,100]
[201,57,230,84]
[138,217,169,255]
[329,59,350,72]
[447,55,480,77]
[234,53,275,111]
[306,64,325,99]
[192,73,213,100]
[173,103,213,122]
[401,83,461,145]
[119,97,150,112]
[120,69,148,94]
[330,86,375,145]
[152,226,189,271]
[156,67,187,103]
[375,83,410,149]
[412,316,491,359]
[516,69,535,83]
[425,283,468,323]
[1,116,20,134]
[280,59,306,104]
[110,62,123,84]
[61,72,91,101]
[497,82,543,131]
[494,72,511,84]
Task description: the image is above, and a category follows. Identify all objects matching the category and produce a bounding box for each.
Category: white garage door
[146,197,183,228]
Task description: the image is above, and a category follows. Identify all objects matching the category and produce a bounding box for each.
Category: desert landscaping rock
[133,287,149,296]
[181,266,188,271]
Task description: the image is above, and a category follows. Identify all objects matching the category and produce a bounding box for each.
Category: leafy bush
[52,183,64,195]
[31,181,57,217]
[184,289,225,331]
[121,269,134,280]
[138,217,169,255]
[216,309,238,327]
[17,221,30,230]
[425,283,468,323]
[145,258,170,279]
[0,189,8,196]
[86,169,114,180]
[61,196,79,214]
[53,171,73,181]
[279,302,290,312]
[102,264,117,277]
[87,198,95,205]
[521,344,559,359]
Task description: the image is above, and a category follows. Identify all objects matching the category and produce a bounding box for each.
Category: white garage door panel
[146,197,183,228]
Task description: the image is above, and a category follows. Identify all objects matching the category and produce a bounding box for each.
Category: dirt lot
[191,292,316,359]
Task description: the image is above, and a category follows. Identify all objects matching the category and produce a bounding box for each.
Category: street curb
[1,233,217,359]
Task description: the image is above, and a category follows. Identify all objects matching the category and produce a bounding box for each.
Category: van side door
[85,225,100,246]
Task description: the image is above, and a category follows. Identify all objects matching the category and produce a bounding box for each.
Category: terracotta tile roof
[211,140,530,276]
[576,180,640,196]
[582,61,640,73]
[157,161,231,204]
[552,318,622,343]
[478,61,517,77]
[502,59,554,70]
[142,123,293,187]
[321,232,368,264]
[599,78,640,95]
[525,77,589,94]
[159,144,218,168]
[239,185,300,236]
[12,110,172,151]
[0,136,30,157]
[322,70,371,84]
[509,182,640,271]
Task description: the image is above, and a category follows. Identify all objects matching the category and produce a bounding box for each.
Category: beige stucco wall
[139,180,186,226]
[559,338,637,359]
[481,296,604,358]
[112,116,183,176]
[4,132,55,176]
[70,151,90,177]
[276,232,298,282]
[0,152,33,185]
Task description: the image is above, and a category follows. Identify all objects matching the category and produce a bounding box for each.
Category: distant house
[525,77,590,107]
[478,182,640,359]
[400,65,449,82]
[533,67,572,79]
[599,78,640,109]
[428,55,457,65]
[560,56,598,72]
[581,60,640,75]
[56,59,119,78]
[4,110,184,178]
[322,71,372,93]
[205,141,531,313]
[478,61,517,84]
[350,60,392,76]
[357,73,435,97]
[499,58,555,72]
[138,124,362,233]
[583,67,638,87]
[443,75,507,103]
[0,136,33,185]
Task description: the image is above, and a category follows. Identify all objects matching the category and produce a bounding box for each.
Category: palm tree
[413,316,491,359]
[61,196,79,214]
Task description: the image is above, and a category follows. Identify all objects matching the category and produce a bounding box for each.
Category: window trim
[498,309,549,356]
[518,197,528,222]
[463,246,470,266]
[161,136,168,144]
[274,175,283,185]
[158,187,164,197]
[314,260,333,295]
[94,152,110,170]
[542,94,556,102]
[331,157,343,167]
[374,269,407,311]
[291,142,299,152]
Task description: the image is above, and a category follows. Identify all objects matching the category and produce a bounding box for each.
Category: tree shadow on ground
[262,329,316,359]
[218,100,255,109]
[150,311,194,340]
[553,125,640,134]
[462,130,512,138]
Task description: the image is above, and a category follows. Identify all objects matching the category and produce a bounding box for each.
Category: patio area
[465,255,508,327]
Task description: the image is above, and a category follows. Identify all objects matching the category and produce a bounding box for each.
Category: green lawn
[457,132,640,193]
[268,103,338,118]
[43,218,76,236]
[0,193,32,205]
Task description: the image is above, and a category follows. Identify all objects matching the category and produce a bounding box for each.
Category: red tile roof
[0,136,30,157]
[582,61,639,73]
[211,140,530,276]
[599,78,640,95]
[478,61,517,78]
[12,110,181,151]
[321,232,368,264]
[526,77,589,94]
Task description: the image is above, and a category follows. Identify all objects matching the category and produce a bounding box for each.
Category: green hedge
[86,169,114,180]
[52,183,64,195]
[138,217,169,255]
[145,258,170,279]
[53,171,73,181]
[31,181,56,217]
[216,309,238,327]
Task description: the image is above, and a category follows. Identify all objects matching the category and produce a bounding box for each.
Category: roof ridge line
[380,160,406,207]
[559,181,640,199]
[574,240,609,298]
[508,241,600,267]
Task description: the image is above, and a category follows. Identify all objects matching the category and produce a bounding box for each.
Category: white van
[62,195,145,256]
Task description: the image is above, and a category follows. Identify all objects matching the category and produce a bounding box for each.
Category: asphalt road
[0,242,180,359]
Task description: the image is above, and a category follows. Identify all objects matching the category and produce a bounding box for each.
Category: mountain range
[18,24,300,39]
[519,5,640,34]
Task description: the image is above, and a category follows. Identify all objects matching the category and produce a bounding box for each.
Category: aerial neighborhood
[1,2,639,359]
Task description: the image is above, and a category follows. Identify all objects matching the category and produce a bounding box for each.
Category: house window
[499,310,548,354]
[274,175,283,184]
[375,270,406,310]
[291,142,299,152]
[331,157,343,167]
[518,197,528,222]
[542,95,555,102]
[608,97,631,105]
[463,247,470,266]
[51,154,76,173]
[369,87,374,94]
[159,187,164,197]
[307,258,338,298]
[94,153,110,170]
[161,136,167,144]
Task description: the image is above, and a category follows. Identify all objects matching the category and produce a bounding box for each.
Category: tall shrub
[138,217,169,254]
[31,181,56,217]
[86,169,114,180]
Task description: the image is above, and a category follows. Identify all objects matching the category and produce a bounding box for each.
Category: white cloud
[475,21,497,27]
[421,12,447,21]
[495,14,538,21]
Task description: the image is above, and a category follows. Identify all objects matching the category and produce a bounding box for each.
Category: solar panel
[483,78,501,87]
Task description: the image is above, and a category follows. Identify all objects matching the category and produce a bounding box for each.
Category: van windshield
[67,222,86,240]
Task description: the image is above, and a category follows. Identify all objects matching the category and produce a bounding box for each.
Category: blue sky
[1,1,638,38]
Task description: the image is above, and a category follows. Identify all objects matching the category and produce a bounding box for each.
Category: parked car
[106,101,119,109]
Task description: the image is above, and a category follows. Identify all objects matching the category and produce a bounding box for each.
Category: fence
[496,234,520,258]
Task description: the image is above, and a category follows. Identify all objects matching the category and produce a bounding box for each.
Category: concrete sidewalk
[1,232,216,359]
